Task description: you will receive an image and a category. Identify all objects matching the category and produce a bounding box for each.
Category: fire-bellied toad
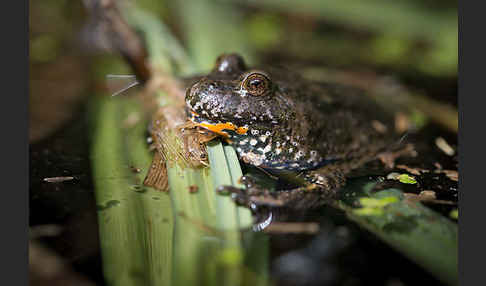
[185,54,401,208]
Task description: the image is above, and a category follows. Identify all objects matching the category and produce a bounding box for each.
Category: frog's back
[269,69,398,163]
[184,54,399,173]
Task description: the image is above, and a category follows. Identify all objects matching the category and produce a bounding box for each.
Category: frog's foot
[217,170,346,210]
[216,186,285,209]
[267,168,346,209]
[303,168,346,193]
[216,175,286,209]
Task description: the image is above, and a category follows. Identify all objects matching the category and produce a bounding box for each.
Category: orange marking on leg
[236,126,248,135]
[191,119,250,138]
[197,122,236,138]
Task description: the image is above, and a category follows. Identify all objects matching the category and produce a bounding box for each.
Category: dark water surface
[30,106,105,284]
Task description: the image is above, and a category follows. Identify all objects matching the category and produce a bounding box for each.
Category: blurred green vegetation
[339,184,457,286]
[239,0,457,77]
[29,0,85,64]
[30,0,457,81]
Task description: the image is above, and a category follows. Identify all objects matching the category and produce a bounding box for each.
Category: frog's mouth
[189,110,248,138]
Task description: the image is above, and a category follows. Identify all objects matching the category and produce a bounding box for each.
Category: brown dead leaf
[396,164,429,176]
[434,169,458,182]
[404,190,456,205]
[395,112,411,133]
[264,222,320,234]
[435,137,455,156]
[378,144,416,168]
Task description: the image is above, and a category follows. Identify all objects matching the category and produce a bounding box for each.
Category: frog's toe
[238,175,259,189]
[276,187,337,209]
[216,184,284,209]
[304,168,346,191]
[216,185,241,196]
[216,185,253,207]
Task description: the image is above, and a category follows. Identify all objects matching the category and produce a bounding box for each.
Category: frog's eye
[242,72,271,96]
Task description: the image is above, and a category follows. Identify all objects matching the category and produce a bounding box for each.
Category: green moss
[353,196,399,217]
[449,209,458,220]
[397,174,417,184]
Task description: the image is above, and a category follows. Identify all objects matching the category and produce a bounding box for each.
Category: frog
[184,53,403,209]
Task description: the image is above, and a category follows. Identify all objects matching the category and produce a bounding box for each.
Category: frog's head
[185,54,293,140]
[185,54,326,170]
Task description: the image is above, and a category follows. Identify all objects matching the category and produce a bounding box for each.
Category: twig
[85,0,151,83]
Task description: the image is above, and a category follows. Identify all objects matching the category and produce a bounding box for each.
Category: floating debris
[434,169,458,182]
[435,137,455,156]
[387,172,417,184]
[264,222,319,234]
[43,176,74,183]
[397,174,417,184]
[371,120,388,133]
[396,164,428,176]
[418,190,436,200]
[434,162,443,170]
[188,185,199,194]
[404,191,456,205]
[449,209,458,220]
[386,172,401,180]
[394,111,411,133]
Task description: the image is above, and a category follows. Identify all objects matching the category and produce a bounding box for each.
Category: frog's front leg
[302,165,347,195]
[216,175,284,209]
[218,167,346,210]
[281,167,346,208]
